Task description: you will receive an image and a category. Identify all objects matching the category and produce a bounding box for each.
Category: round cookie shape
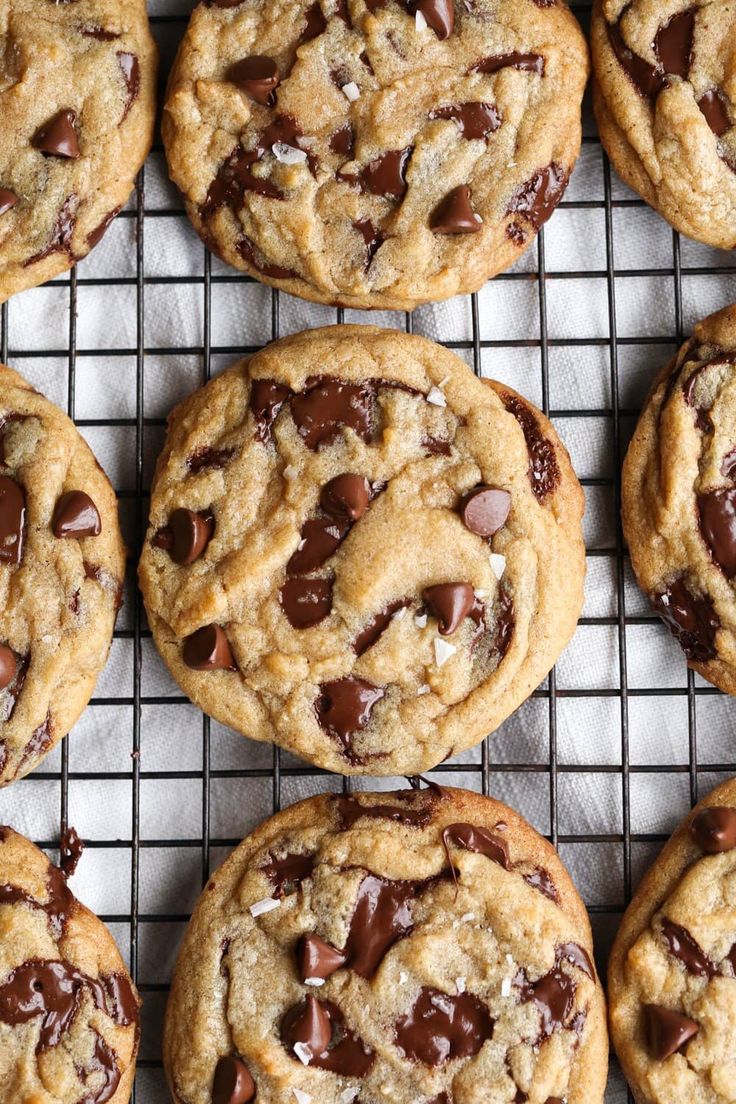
[138,325,585,776]
[162,0,589,311]
[0,825,140,1104]
[591,1,736,249]
[622,305,736,694]
[0,365,126,785]
[0,0,157,302]
[608,777,736,1104]
[163,785,608,1104]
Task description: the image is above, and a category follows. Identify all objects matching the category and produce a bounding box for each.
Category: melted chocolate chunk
[262,851,315,897]
[430,101,500,139]
[301,1,327,41]
[607,21,661,99]
[21,712,54,770]
[0,644,18,691]
[280,575,333,628]
[353,599,411,655]
[471,52,544,76]
[353,218,385,266]
[212,1055,256,1104]
[339,148,413,198]
[557,942,595,980]
[287,516,349,575]
[699,89,731,137]
[522,867,559,903]
[227,55,280,105]
[395,987,493,1065]
[202,144,282,217]
[59,826,84,879]
[653,577,719,662]
[443,822,510,868]
[291,378,374,448]
[507,163,568,232]
[78,24,121,40]
[344,873,415,976]
[698,488,736,578]
[187,445,236,473]
[32,110,80,158]
[653,9,695,79]
[316,678,385,759]
[153,508,215,565]
[516,964,575,1039]
[423,436,451,456]
[117,52,139,121]
[330,123,355,156]
[502,393,560,500]
[25,193,79,266]
[0,188,17,216]
[250,379,293,444]
[431,185,482,234]
[0,958,106,1049]
[0,412,22,465]
[86,207,121,249]
[0,474,26,564]
[0,858,74,937]
[459,485,511,536]
[407,0,454,39]
[52,491,101,539]
[661,918,717,977]
[690,805,736,853]
[298,933,348,982]
[645,1003,698,1061]
[335,790,436,829]
[492,587,514,658]
[282,997,375,1076]
[182,625,236,671]
[423,583,476,635]
[321,474,371,521]
[236,236,298,280]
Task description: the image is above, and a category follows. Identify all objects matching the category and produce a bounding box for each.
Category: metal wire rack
[2,2,736,1100]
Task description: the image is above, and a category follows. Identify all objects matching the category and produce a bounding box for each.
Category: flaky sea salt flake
[293,1090,312,1104]
[489,553,506,580]
[293,1042,313,1066]
[434,637,456,667]
[415,8,428,30]
[342,81,360,102]
[249,896,280,917]
[272,143,308,165]
[426,385,447,407]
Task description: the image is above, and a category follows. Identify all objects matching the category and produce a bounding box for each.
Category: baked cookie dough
[0,825,140,1104]
[139,325,585,776]
[0,365,126,785]
[609,776,736,1104]
[163,785,607,1104]
[0,0,157,302]
[622,304,736,694]
[591,1,736,249]
[162,0,589,311]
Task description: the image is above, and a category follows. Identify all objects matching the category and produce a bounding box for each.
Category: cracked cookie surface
[138,325,585,776]
[0,0,157,302]
[609,776,736,1104]
[162,0,588,311]
[163,785,607,1104]
[0,365,126,785]
[0,825,140,1104]
[591,0,736,248]
[622,305,736,694]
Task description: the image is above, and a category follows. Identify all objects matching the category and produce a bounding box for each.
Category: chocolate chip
[698,489,736,578]
[117,52,140,121]
[280,576,333,628]
[32,110,80,159]
[653,9,695,78]
[291,378,374,449]
[0,645,17,691]
[212,1055,256,1104]
[301,1,327,41]
[182,625,236,671]
[395,987,494,1065]
[459,485,511,536]
[644,1004,698,1061]
[320,474,371,520]
[298,934,348,982]
[287,516,349,574]
[250,379,293,444]
[408,0,454,39]
[423,583,475,635]
[653,577,719,662]
[281,997,374,1076]
[0,475,26,564]
[330,123,354,156]
[699,89,731,136]
[158,508,215,565]
[0,189,17,216]
[443,822,510,868]
[227,55,280,104]
[471,52,544,76]
[353,599,410,655]
[341,148,413,198]
[690,806,736,853]
[316,677,384,753]
[52,491,101,539]
[507,163,568,231]
[282,993,332,1055]
[430,102,500,139]
[430,185,482,234]
[661,918,716,977]
[262,852,315,897]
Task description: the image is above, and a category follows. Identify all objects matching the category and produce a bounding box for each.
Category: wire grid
[2,2,736,1100]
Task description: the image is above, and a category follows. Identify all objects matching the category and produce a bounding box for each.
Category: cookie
[0,365,126,785]
[0,0,157,302]
[163,784,607,1104]
[608,776,736,1103]
[0,825,140,1104]
[138,325,585,776]
[622,305,736,694]
[162,0,589,311]
[591,1,736,249]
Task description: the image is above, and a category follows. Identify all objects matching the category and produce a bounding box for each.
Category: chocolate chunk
[0,475,26,564]
[507,163,568,231]
[423,435,451,456]
[316,678,384,756]
[280,576,333,628]
[523,867,559,902]
[301,1,327,40]
[395,987,494,1065]
[236,236,298,280]
[430,101,500,139]
[282,998,374,1076]
[690,805,736,853]
[492,587,514,658]
[653,9,695,78]
[298,933,348,982]
[0,645,17,691]
[459,485,511,536]
[250,379,293,444]
[212,1056,256,1104]
[182,625,236,671]
[471,52,544,76]
[156,508,215,565]
[502,393,560,500]
[699,89,731,137]
[227,55,280,104]
[698,489,736,578]
[423,583,476,635]
[86,207,121,249]
[330,123,355,156]
[187,445,236,473]
[282,993,332,1055]
[320,474,371,521]
[0,188,17,216]
[102,972,138,1026]
[117,52,140,120]
[644,1004,698,1061]
[408,0,454,39]
[78,24,121,40]
[335,790,437,829]
[52,491,101,539]
[202,144,284,218]
[287,516,349,574]
[291,378,374,448]
[430,185,482,234]
[353,599,410,655]
[661,919,717,977]
[24,193,79,266]
[443,822,510,868]
[0,958,118,1053]
[208,0,246,6]
[33,110,80,158]
[262,852,315,897]
[653,577,719,662]
[344,873,415,976]
[59,826,84,879]
[341,148,413,198]
[335,0,351,25]
[517,964,575,1039]
[556,942,595,980]
[353,218,385,266]
[607,21,663,99]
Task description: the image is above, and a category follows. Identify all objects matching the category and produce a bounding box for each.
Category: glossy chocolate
[0,645,17,691]
[330,123,355,156]
[24,193,78,266]
[117,52,140,121]
[33,109,80,158]
[517,963,575,1039]
[502,393,560,500]
[320,474,371,521]
[0,188,17,216]
[228,55,280,104]
[653,577,719,662]
[661,918,717,977]
[280,575,333,628]
[52,491,101,539]
[423,583,476,635]
[394,986,493,1065]
[353,599,410,655]
[298,933,348,982]
[523,867,559,902]
[59,826,84,879]
[0,475,26,564]
[237,236,298,280]
[316,678,385,757]
[282,993,332,1055]
[86,206,121,249]
[212,1056,256,1104]
[250,378,293,444]
[699,89,731,137]
[335,790,436,829]
[262,851,315,897]
[408,0,454,39]
[430,101,500,139]
[653,9,695,78]
[287,516,349,575]
[340,148,413,198]
[698,488,736,578]
[182,624,236,671]
[459,485,511,536]
[344,873,415,976]
[187,445,236,473]
[154,508,214,565]
[443,822,510,868]
[507,163,568,231]
[301,1,327,41]
[430,185,482,234]
[353,218,385,266]
[690,805,736,853]
[292,378,374,448]
[471,52,544,76]
[645,1003,698,1061]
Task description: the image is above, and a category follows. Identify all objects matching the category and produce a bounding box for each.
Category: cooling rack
[2,2,735,1100]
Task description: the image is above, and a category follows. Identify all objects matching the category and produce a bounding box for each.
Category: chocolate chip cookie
[0,824,140,1104]
[622,305,736,694]
[608,776,736,1104]
[139,325,585,775]
[591,1,736,249]
[162,0,589,311]
[0,365,126,785]
[0,0,157,302]
[163,785,607,1104]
